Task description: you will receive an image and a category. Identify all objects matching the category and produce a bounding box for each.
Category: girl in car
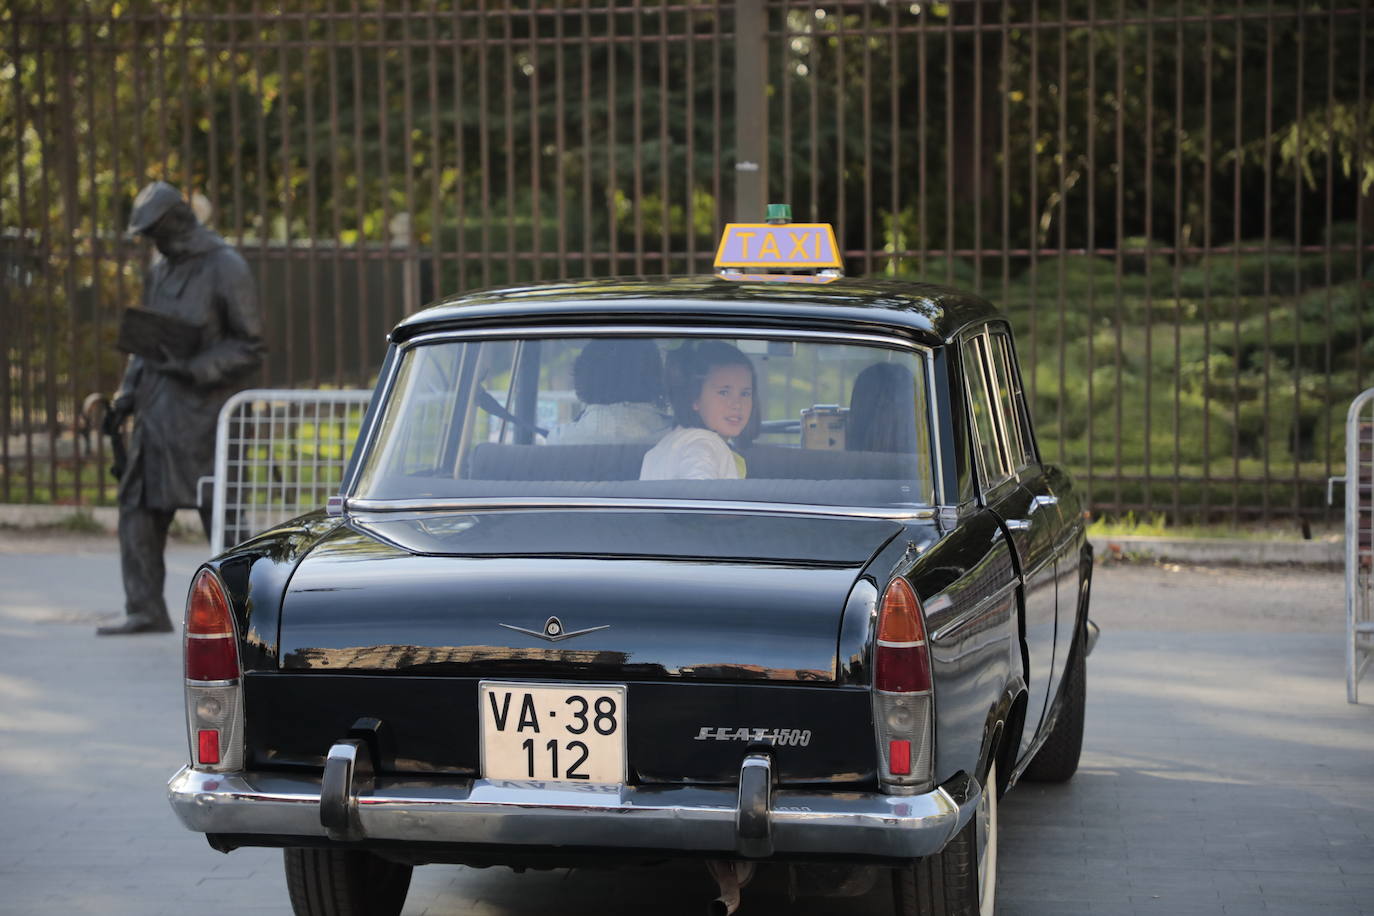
[640,340,760,480]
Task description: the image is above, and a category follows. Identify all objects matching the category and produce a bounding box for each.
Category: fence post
[733,0,768,222]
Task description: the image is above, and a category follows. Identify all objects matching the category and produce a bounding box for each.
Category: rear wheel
[892,761,997,916]
[1021,629,1086,783]
[283,847,413,916]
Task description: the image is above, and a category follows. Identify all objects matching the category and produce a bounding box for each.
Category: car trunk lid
[277,510,902,684]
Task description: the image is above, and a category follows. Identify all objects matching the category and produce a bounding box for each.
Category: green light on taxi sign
[713,222,842,270]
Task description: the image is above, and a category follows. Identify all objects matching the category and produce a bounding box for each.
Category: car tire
[892,761,998,916]
[1021,630,1086,783]
[283,847,413,916]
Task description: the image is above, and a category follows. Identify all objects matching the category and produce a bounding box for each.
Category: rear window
[353,333,935,509]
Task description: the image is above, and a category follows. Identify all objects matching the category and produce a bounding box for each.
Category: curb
[0,504,205,536]
[1089,534,1343,568]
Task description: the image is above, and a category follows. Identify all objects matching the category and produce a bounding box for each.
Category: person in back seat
[547,339,672,445]
[641,341,759,480]
[847,362,918,454]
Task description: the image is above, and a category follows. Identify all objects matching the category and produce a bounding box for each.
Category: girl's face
[693,364,753,439]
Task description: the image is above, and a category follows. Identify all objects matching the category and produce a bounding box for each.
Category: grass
[1088,510,1341,542]
[50,509,106,534]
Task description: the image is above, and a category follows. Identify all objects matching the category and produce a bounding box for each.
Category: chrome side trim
[930,580,1019,643]
[346,498,937,521]
[1022,548,1055,582]
[167,767,968,860]
[1051,527,1082,560]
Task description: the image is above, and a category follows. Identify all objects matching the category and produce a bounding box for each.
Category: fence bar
[328,1,345,387]
[1261,2,1275,523]
[735,0,765,223]
[1322,4,1336,524]
[631,0,644,267]
[1114,0,1126,512]
[658,4,669,272]
[1056,0,1069,469]
[1171,5,1184,521]
[1142,1,1154,514]
[1201,0,1214,522]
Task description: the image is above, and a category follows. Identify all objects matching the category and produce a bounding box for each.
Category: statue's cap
[127,181,187,234]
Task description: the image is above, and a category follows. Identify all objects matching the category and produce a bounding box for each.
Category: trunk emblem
[499,616,610,643]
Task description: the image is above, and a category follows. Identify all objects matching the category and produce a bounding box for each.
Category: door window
[988,332,1037,472]
[962,334,1012,491]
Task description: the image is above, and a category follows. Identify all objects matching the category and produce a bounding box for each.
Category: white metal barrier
[210,388,372,556]
[1334,388,1374,703]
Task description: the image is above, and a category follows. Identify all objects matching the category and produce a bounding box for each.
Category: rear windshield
[353,334,935,508]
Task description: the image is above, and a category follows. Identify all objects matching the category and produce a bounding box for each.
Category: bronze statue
[97,181,264,636]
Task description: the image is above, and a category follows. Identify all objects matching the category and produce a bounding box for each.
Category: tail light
[873,577,934,792]
[184,568,244,772]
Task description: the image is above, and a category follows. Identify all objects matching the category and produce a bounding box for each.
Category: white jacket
[639,427,741,480]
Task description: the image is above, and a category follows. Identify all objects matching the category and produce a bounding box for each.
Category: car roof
[391,275,1006,346]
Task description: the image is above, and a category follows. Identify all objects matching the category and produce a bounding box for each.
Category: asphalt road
[1,534,1370,915]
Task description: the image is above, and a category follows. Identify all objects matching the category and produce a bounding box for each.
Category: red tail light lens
[874,578,930,693]
[198,729,221,765]
[185,569,239,682]
[888,739,912,775]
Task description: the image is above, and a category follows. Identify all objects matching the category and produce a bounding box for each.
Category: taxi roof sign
[713,222,842,270]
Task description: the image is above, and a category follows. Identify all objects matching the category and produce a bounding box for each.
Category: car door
[960,327,1061,761]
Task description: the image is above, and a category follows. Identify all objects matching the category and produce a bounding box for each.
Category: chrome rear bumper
[168,760,977,860]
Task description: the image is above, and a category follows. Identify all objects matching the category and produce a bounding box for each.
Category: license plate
[479,682,627,784]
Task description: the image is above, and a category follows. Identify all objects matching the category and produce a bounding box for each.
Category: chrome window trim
[346,497,938,521]
[348,323,944,510]
[400,324,924,350]
[923,355,947,507]
[341,347,405,495]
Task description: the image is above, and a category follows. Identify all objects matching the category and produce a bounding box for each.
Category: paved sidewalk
[0,537,1370,915]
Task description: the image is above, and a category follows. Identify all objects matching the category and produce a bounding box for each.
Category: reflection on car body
[168,219,1095,916]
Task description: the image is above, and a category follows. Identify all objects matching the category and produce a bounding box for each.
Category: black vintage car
[169,269,1094,916]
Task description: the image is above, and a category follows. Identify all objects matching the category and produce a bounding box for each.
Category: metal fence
[3,0,1371,526]
[210,388,371,555]
[1341,388,1374,702]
